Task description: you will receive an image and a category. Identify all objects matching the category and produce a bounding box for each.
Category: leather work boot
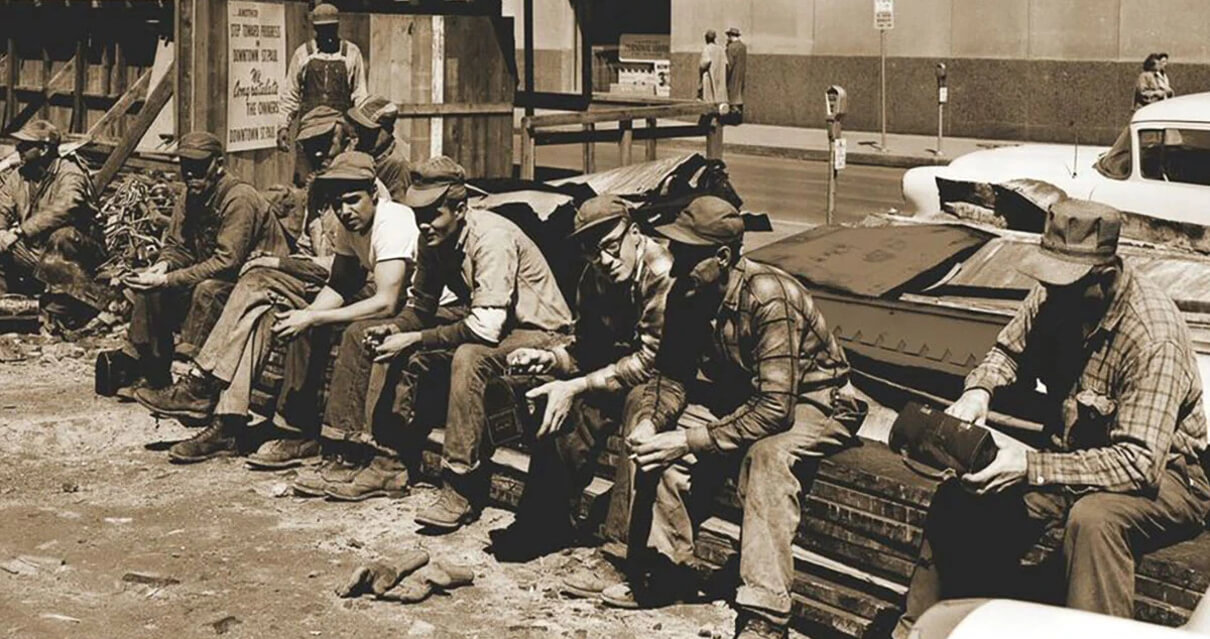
[135,373,219,426]
[324,456,410,501]
[734,614,789,639]
[246,437,321,470]
[414,482,477,532]
[168,418,242,463]
[293,456,359,497]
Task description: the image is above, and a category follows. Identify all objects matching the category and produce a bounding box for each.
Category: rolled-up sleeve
[964,285,1045,394]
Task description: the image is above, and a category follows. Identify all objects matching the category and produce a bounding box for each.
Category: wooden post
[522,0,533,117]
[72,38,87,133]
[93,60,174,193]
[39,45,52,120]
[645,117,657,161]
[4,35,17,129]
[705,117,723,160]
[618,119,633,166]
[582,122,595,174]
[84,68,152,140]
[520,117,536,180]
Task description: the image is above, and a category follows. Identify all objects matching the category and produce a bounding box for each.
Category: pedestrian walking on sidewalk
[724,27,747,124]
[698,30,727,109]
[1134,53,1174,109]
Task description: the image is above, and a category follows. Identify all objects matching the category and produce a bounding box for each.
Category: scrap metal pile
[97,172,177,283]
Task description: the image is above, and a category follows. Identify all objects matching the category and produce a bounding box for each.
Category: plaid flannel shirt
[550,235,674,392]
[965,265,1207,494]
[635,257,851,454]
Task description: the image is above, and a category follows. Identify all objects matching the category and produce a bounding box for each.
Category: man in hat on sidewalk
[601,195,865,639]
[724,27,747,124]
[348,95,411,203]
[122,131,290,393]
[894,199,1210,635]
[487,194,675,561]
[278,2,367,183]
[0,119,105,323]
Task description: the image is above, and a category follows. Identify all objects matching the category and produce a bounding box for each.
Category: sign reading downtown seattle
[227,1,285,152]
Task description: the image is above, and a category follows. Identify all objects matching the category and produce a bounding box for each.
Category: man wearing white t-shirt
[164,152,420,463]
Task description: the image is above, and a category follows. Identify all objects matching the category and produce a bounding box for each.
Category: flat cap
[12,119,61,146]
[655,195,743,247]
[297,105,344,141]
[175,131,223,160]
[570,195,631,239]
[725,27,741,36]
[311,3,339,25]
[405,155,467,209]
[348,95,399,130]
[315,151,376,183]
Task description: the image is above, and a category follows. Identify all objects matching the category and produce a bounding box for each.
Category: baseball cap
[297,105,344,141]
[348,95,399,130]
[175,131,223,160]
[13,119,61,146]
[311,3,339,25]
[404,156,467,209]
[1017,198,1122,286]
[654,195,744,247]
[314,151,376,183]
[569,195,631,239]
[726,27,741,36]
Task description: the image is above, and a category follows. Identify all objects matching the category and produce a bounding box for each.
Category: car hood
[943,143,1111,184]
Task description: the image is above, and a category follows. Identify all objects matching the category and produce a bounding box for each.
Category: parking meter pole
[879,30,887,152]
[937,102,944,156]
[825,85,846,225]
[935,62,947,157]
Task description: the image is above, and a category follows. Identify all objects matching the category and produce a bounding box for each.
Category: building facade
[507,0,1210,145]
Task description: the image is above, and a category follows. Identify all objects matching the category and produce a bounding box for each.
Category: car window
[1095,126,1132,180]
[1138,127,1210,186]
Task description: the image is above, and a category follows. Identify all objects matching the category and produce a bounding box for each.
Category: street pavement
[530,141,908,249]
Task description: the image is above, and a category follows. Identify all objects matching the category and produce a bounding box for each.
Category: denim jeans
[442,329,568,476]
[126,278,233,386]
[634,391,858,627]
[513,385,646,535]
[896,457,1210,636]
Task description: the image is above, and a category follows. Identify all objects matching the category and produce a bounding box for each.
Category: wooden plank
[532,124,711,147]
[519,117,535,180]
[175,0,194,136]
[582,122,594,173]
[72,39,86,133]
[4,34,16,128]
[395,102,513,117]
[92,59,174,192]
[4,55,75,134]
[644,117,657,161]
[83,67,151,140]
[528,102,716,128]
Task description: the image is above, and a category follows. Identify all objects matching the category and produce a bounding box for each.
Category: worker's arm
[279,45,307,130]
[18,164,90,240]
[163,189,264,287]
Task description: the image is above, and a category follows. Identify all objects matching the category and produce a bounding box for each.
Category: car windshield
[1095,126,1132,180]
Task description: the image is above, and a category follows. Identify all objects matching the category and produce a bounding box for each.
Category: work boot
[293,456,360,497]
[135,372,220,426]
[734,613,788,639]
[246,437,321,470]
[324,456,410,501]
[560,556,624,599]
[414,482,477,532]
[168,417,243,463]
[600,563,700,609]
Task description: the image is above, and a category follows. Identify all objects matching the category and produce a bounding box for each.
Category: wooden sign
[226,1,286,152]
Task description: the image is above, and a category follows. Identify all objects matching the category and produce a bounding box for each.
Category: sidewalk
[515,109,1025,169]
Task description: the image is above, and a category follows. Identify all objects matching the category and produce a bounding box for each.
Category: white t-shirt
[332,199,420,270]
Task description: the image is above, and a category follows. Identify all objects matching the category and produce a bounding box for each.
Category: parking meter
[825,85,847,142]
[936,63,948,104]
[824,85,847,224]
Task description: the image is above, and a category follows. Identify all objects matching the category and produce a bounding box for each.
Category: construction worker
[0,119,105,324]
[277,2,367,182]
[347,95,411,203]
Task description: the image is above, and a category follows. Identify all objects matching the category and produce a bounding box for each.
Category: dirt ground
[0,339,786,639]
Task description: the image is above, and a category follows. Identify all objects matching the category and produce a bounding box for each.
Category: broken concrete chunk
[122,571,181,588]
[209,615,241,635]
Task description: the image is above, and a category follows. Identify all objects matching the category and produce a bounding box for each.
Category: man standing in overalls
[277,3,367,184]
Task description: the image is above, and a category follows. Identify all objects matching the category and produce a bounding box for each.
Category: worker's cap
[1017,198,1122,286]
[347,95,399,130]
[725,27,741,36]
[297,105,344,141]
[175,131,224,160]
[654,195,743,247]
[311,3,339,25]
[12,119,61,146]
[405,156,467,209]
[569,195,632,239]
[314,151,376,183]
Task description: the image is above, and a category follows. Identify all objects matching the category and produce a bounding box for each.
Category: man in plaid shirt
[897,199,1210,635]
[603,196,866,639]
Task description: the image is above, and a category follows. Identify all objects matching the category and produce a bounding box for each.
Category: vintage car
[902,92,1210,224]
